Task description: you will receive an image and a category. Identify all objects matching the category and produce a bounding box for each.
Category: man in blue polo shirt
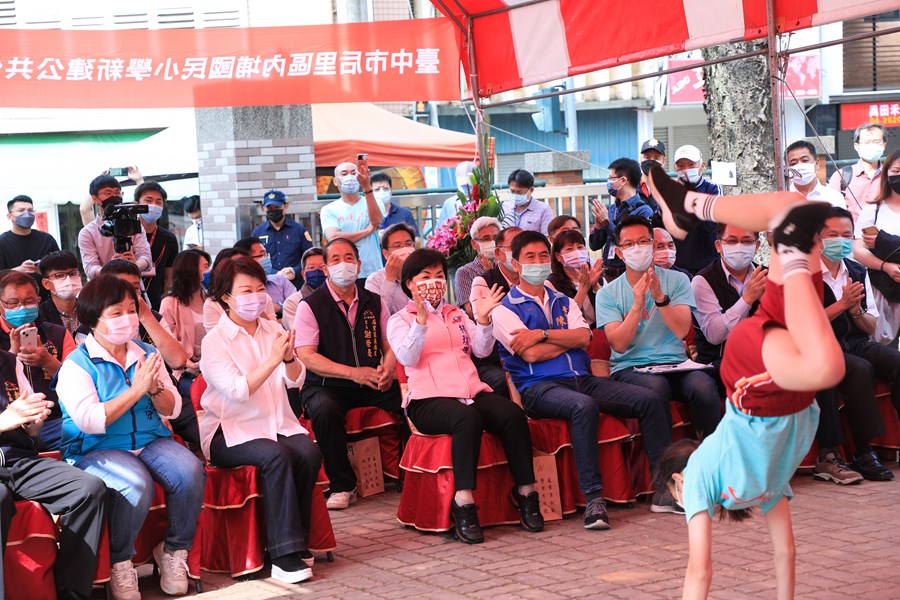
[371,173,419,238]
[253,190,314,289]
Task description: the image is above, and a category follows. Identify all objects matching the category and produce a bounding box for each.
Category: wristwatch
[654,295,671,307]
[540,329,550,342]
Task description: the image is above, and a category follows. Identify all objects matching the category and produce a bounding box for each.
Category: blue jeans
[521,375,670,495]
[75,437,206,563]
[612,368,722,439]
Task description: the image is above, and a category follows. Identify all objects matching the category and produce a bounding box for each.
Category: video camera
[99,202,149,254]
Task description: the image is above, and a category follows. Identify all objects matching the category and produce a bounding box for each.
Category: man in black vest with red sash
[296,239,403,510]
[814,207,894,483]
[0,271,76,451]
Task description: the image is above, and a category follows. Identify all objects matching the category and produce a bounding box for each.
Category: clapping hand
[631,271,651,311]
[840,281,866,312]
[134,353,163,396]
[412,286,429,325]
[0,393,51,432]
[592,199,609,230]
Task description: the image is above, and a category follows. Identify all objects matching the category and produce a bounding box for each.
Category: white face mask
[721,244,756,271]
[328,261,358,287]
[477,240,496,257]
[653,249,677,269]
[621,245,654,272]
[391,246,415,259]
[53,276,82,301]
[788,162,817,187]
[191,217,203,227]
[339,174,360,195]
[857,144,884,164]
[373,189,391,204]
[96,313,139,346]
[677,168,701,185]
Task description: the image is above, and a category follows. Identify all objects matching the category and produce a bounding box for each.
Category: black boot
[450,499,484,544]
[510,487,544,532]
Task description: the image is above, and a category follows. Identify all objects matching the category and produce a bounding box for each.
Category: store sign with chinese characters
[668,53,820,105]
[841,101,900,130]
[0,18,459,108]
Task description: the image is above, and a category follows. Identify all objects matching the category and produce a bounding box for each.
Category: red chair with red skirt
[190,376,336,577]
[395,365,522,532]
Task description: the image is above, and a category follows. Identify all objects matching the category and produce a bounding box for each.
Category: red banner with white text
[0,18,460,108]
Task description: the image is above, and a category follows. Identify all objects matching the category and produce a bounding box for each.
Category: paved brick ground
[125,463,900,599]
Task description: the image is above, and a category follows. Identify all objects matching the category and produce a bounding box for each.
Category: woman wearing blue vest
[56,274,205,600]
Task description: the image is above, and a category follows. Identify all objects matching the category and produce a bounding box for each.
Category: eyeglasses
[0,298,39,309]
[388,241,415,250]
[720,239,757,246]
[618,238,652,250]
[474,236,497,243]
[45,270,80,281]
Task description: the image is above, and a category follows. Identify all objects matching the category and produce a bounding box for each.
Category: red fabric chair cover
[872,382,900,450]
[197,465,336,577]
[5,500,58,600]
[132,482,202,580]
[588,329,612,361]
[397,432,519,531]
[345,407,403,480]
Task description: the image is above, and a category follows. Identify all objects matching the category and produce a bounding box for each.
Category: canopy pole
[467,17,487,169]
[767,0,785,190]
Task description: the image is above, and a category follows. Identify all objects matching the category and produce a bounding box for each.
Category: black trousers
[475,362,511,398]
[405,392,535,491]
[209,429,320,560]
[301,382,403,493]
[816,350,889,450]
[852,340,900,416]
[173,375,201,445]
[0,456,107,596]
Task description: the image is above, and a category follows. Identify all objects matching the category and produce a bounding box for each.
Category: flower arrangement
[426,163,503,269]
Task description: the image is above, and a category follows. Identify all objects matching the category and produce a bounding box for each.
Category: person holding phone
[319,156,387,279]
[852,150,900,344]
[0,271,76,451]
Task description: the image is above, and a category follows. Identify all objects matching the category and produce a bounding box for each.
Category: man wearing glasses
[0,195,60,299]
[0,270,76,451]
[596,216,721,501]
[455,217,501,320]
[365,223,417,315]
[828,123,887,221]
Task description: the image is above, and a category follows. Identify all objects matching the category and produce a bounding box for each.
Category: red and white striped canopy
[432,0,899,98]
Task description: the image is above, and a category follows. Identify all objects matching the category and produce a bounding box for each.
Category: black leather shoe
[510,488,544,532]
[450,499,484,544]
[851,451,894,481]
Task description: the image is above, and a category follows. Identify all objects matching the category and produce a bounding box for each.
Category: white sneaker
[152,541,189,596]
[110,560,141,600]
[325,488,358,510]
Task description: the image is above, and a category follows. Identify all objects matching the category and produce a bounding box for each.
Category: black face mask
[889,174,900,196]
[266,210,284,222]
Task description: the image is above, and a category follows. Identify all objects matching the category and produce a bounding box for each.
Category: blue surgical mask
[511,193,530,207]
[520,262,552,285]
[822,237,854,262]
[305,269,326,289]
[258,256,273,274]
[5,305,38,328]
[142,204,163,223]
[201,270,211,289]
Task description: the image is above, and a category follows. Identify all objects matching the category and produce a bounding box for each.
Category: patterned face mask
[416,279,446,308]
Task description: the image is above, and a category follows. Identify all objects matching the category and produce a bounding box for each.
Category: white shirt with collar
[790,182,847,209]
[57,334,181,436]
[691,259,754,345]
[821,259,879,319]
[198,312,307,459]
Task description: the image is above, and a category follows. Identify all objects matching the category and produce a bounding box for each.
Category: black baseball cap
[640,138,666,155]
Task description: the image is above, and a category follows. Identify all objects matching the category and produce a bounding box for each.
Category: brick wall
[197,137,315,255]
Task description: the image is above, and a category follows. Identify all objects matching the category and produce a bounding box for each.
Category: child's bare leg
[763,497,796,600]
[647,164,807,238]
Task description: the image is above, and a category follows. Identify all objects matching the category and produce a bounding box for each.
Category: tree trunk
[702,40,775,195]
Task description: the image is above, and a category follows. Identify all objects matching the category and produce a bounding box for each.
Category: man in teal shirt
[596,215,721,443]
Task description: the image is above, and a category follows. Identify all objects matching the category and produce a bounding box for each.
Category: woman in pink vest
[386,249,543,544]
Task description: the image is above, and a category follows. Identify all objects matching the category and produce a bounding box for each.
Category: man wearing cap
[253,190,314,289]
[671,145,723,275]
